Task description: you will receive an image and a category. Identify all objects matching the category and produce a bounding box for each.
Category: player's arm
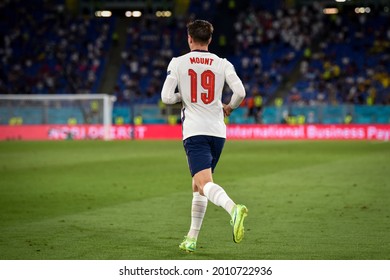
[161,59,181,104]
[224,64,246,117]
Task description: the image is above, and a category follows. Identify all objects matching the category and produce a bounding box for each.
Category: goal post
[0,94,117,140]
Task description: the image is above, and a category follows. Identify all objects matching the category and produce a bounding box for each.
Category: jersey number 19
[188,69,215,104]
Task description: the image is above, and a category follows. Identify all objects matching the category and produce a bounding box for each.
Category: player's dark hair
[187,20,213,45]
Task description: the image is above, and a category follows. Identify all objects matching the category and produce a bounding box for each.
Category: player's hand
[223,104,233,117]
[174,91,182,102]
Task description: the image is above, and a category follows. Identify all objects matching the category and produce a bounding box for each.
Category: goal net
[0,94,116,140]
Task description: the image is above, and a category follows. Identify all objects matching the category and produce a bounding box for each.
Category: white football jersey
[162,50,245,140]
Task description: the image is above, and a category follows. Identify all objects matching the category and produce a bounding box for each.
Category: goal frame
[0,94,117,140]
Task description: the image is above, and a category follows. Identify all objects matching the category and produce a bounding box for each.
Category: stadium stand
[287,7,390,106]
[0,0,114,95]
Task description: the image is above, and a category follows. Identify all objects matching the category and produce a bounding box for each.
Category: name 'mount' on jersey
[190,57,214,65]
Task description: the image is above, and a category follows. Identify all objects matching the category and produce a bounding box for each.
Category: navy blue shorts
[183,135,226,177]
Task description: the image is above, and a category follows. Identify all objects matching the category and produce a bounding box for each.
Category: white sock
[187,192,208,239]
[203,182,235,215]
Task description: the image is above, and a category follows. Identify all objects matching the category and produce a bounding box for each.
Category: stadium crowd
[230,3,324,104]
[0,0,113,95]
[0,0,389,107]
[289,6,390,106]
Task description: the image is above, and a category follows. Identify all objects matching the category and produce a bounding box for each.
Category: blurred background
[0,0,389,126]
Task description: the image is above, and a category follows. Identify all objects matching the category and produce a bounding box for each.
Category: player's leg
[179,179,208,252]
[196,136,248,243]
[194,168,235,214]
[188,191,208,239]
[183,135,248,243]
[194,136,235,214]
[188,178,208,239]
[195,169,248,243]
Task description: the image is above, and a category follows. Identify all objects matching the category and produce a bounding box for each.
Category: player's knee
[196,180,212,196]
[193,169,213,195]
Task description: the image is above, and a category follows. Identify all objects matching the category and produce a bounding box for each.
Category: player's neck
[190,44,208,52]
[191,49,209,53]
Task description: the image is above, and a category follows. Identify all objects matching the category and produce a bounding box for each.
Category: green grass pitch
[0,140,389,260]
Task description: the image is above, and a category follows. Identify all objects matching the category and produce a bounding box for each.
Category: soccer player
[161,19,248,252]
